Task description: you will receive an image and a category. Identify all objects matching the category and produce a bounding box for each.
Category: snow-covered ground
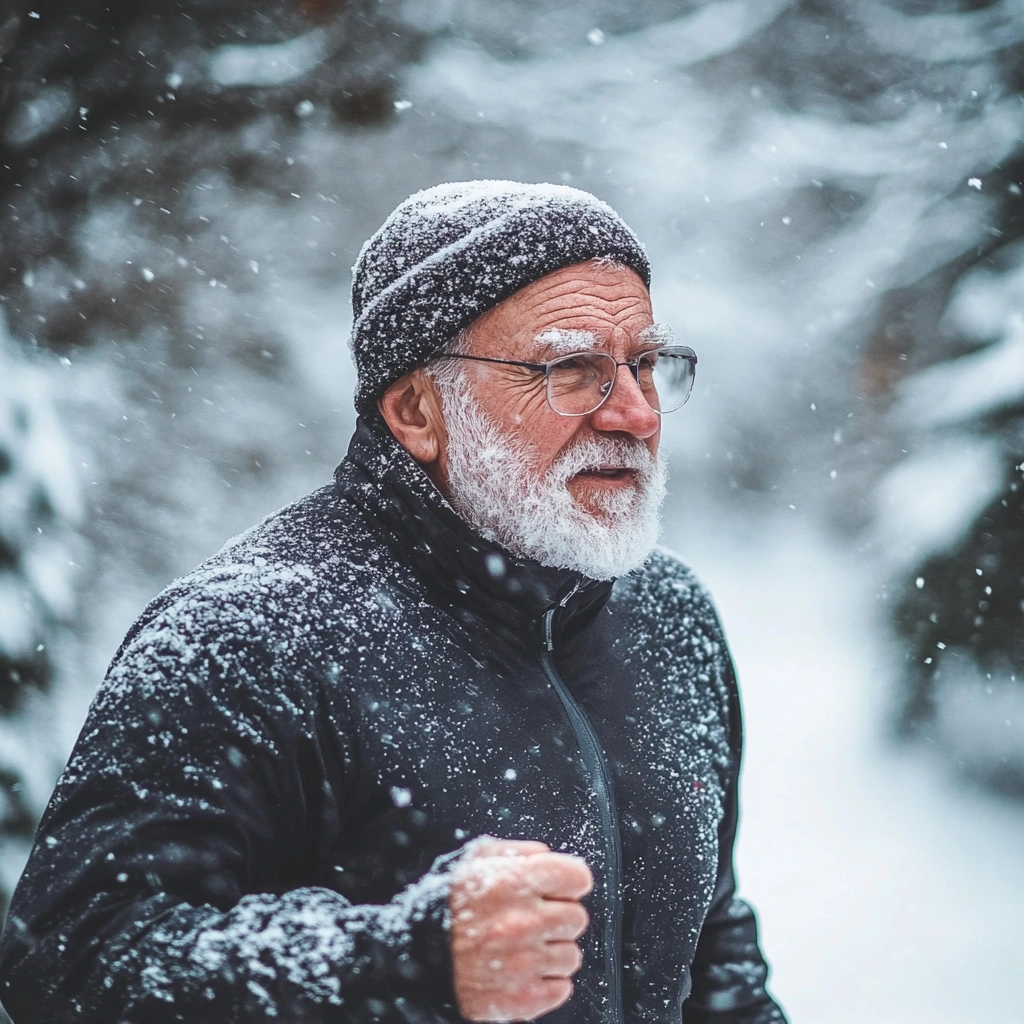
[668,510,1024,1023]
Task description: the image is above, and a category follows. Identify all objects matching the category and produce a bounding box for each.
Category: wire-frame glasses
[432,345,697,416]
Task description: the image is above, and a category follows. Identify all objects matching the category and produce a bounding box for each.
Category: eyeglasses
[431,345,698,417]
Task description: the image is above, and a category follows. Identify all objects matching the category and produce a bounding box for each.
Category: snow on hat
[349,179,651,414]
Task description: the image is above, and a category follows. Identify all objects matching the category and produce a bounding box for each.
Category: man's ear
[378,369,447,469]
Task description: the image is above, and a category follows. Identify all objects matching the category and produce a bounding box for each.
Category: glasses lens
[644,347,695,414]
[544,347,696,416]
[546,352,616,415]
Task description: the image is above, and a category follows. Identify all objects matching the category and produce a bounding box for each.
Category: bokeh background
[2,1,1023,1021]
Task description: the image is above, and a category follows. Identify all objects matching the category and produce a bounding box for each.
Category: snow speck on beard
[429,361,666,580]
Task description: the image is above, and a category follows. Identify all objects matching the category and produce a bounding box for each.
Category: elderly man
[0,181,786,1024]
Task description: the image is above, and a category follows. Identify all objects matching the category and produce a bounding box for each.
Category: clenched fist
[449,838,593,1022]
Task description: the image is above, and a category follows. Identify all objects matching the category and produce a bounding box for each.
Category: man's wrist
[397,847,468,1020]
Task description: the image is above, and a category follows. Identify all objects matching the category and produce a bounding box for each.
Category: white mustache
[549,438,655,484]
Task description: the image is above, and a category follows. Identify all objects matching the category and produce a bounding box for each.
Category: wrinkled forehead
[466,260,654,358]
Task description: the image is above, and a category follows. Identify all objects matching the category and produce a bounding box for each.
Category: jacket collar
[335,415,613,646]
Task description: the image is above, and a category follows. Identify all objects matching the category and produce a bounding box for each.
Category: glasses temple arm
[433,353,550,372]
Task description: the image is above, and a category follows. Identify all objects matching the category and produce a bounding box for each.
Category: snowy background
[2,1,1024,1021]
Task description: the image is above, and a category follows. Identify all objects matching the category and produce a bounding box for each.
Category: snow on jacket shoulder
[0,417,786,1024]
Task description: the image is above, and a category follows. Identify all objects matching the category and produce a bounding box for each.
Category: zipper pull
[543,580,580,652]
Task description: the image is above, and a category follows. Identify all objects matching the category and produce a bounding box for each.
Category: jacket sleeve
[682,654,788,1024]
[0,595,463,1024]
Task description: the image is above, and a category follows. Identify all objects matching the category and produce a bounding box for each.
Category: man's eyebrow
[638,323,675,346]
[533,328,599,353]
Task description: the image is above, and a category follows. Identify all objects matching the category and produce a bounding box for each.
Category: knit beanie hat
[350,180,651,415]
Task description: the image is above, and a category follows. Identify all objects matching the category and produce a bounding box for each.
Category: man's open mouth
[575,467,637,481]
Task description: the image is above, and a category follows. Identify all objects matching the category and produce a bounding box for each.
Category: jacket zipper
[540,605,625,1024]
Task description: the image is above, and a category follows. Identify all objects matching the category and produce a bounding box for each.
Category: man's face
[416,260,667,579]
[436,261,662,522]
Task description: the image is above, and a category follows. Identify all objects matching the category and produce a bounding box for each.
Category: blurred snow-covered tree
[873,175,1024,792]
[819,7,1024,792]
[730,1,1024,791]
[0,316,80,921]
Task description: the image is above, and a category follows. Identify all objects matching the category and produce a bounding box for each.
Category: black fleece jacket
[0,418,786,1024]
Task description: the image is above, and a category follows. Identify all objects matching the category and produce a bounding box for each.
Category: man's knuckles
[480,907,544,945]
[453,848,592,906]
[527,853,593,899]
[451,909,541,959]
[452,860,536,904]
[484,902,588,944]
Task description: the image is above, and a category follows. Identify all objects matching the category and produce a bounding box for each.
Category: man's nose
[588,364,660,439]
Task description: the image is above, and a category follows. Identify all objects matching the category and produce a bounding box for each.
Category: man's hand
[449,838,593,1022]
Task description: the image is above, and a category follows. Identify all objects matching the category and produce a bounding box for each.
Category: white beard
[436,376,667,580]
